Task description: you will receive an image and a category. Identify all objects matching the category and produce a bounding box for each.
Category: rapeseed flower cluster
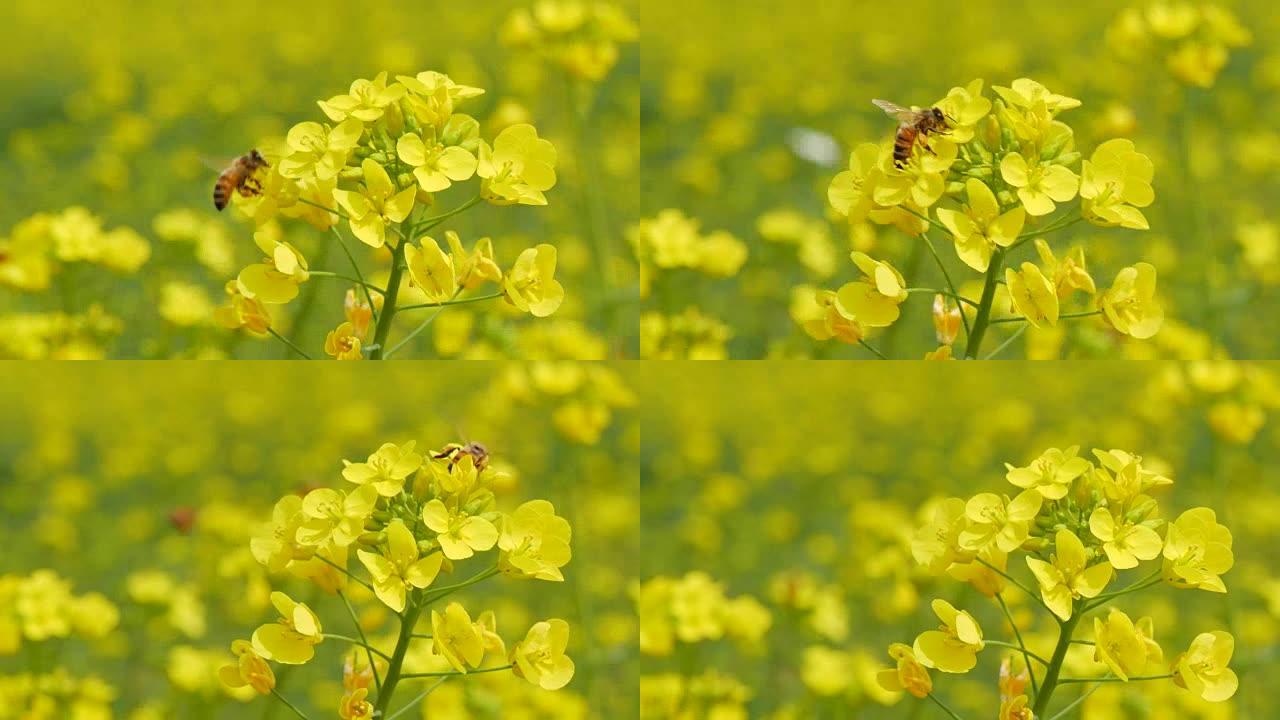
[808,78,1163,359]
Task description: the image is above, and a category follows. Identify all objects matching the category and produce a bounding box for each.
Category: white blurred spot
[785,127,842,169]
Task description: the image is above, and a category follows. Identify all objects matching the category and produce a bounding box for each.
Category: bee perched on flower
[214,68,568,360]
[882,445,1239,718]
[805,77,1165,359]
[223,440,579,717]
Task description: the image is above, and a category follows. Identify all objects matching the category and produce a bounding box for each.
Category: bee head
[248,149,267,166]
[932,108,947,125]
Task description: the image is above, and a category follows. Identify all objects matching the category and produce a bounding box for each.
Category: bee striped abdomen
[213,172,238,210]
[893,126,918,168]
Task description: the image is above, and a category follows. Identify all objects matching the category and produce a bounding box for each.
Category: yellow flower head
[1172,631,1237,702]
[1080,139,1154,230]
[296,485,377,549]
[1005,446,1091,500]
[503,244,565,317]
[396,131,478,193]
[1000,153,1079,217]
[218,639,275,695]
[422,498,499,560]
[397,71,485,128]
[278,119,363,181]
[323,321,363,360]
[1088,507,1163,569]
[912,497,968,574]
[355,519,444,613]
[1035,240,1097,299]
[511,618,576,690]
[431,602,485,673]
[478,124,557,206]
[834,252,908,329]
[1098,263,1163,339]
[1026,529,1114,621]
[912,599,984,673]
[405,237,458,304]
[318,71,406,123]
[1162,507,1233,592]
[237,229,309,305]
[936,179,1025,272]
[1093,609,1161,681]
[445,232,503,289]
[959,490,1043,553]
[795,287,864,345]
[338,687,374,720]
[251,592,323,665]
[498,499,572,581]
[342,440,423,497]
[934,79,992,143]
[214,280,272,335]
[827,144,883,224]
[876,642,932,698]
[1005,262,1059,327]
[333,159,417,249]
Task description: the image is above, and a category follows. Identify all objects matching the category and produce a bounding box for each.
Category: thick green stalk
[374,602,425,716]
[1033,613,1081,717]
[963,248,1005,358]
[369,241,406,360]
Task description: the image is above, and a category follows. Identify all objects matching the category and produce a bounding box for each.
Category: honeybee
[212,149,269,211]
[872,99,950,169]
[433,441,490,471]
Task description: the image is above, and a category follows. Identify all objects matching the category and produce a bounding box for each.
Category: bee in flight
[872,99,950,169]
[212,149,269,211]
[433,440,491,471]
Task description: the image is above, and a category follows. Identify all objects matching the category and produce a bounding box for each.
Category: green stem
[1056,674,1172,684]
[385,678,449,720]
[382,286,466,359]
[331,227,380,324]
[963,248,1005,358]
[397,292,503,312]
[373,601,425,716]
[307,271,386,295]
[270,688,311,719]
[315,555,376,594]
[321,633,391,660]
[338,590,381,693]
[996,593,1040,697]
[977,558,1052,616]
[983,324,1028,359]
[369,240,406,360]
[417,196,482,234]
[857,339,888,359]
[422,565,499,605]
[266,328,312,360]
[989,310,1101,325]
[1082,570,1161,613]
[296,197,349,220]
[399,664,513,680]
[920,231,972,338]
[1008,213,1084,250]
[1045,678,1107,720]
[984,640,1049,666]
[1032,613,1081,716]
[925,692,967,720]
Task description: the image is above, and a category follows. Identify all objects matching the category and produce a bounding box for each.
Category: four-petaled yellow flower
[1081,139,1155,230]
[338,687,374,720]
[251,592,323,665]
[217,639,275,695]
[511,618,576,690]
[446,231,502,289]
[342,440,423,497]
[324,321,364,360]
[503,244,565,317]
[876,642,932,698]
[1172,631,1238,702]
[278,119,364,181]
[827,144,883,224]
[237,229,309,305]
[1026,529,1113,621]
[397,71,485,128]
[405,237,458,304]
[1089,507,1163,569]
[1162,507,1233,593]
[959,490,1043,553]
[431,602,486,673]
[499,499,572,581]
[1093,609,1162,681]
[356,519,444,613]
[835,252,908,328]
[1005,262,1059,327]
[1000,153,1079,216]
[297,485,378,548]
[318,71,407,123]
[1035,240,1096,299]
[913,599,984,673]
[333,159,417,249]
[422,499,499,560]
[477,124,557,206]
[397,132,478,193]
[1098,263,1163,339]
[936,178,1025,272]
[1005,446,1091,500]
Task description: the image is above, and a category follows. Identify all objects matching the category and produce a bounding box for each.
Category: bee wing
[871,99,922,123]
[201,155,236,174]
